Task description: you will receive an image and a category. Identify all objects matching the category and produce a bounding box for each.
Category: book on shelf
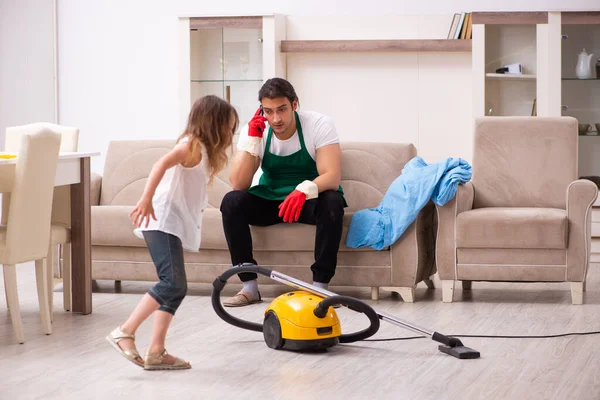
[447,14,461,39]
[465,13,473,39]
[447,12,472,40]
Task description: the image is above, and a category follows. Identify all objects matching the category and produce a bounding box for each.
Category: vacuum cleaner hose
[314,295,380,343]
[211,263,274,333]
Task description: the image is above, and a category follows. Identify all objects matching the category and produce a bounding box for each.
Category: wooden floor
[2,263,600,400]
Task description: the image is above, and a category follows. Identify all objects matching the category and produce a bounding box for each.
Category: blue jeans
[143,231,188,315]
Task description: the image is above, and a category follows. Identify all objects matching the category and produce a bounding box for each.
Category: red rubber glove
[278,190,307,223]
[248,107,267,138]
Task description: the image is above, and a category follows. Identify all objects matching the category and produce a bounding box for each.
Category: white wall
[285,15,473,163]
[56,0,600,172]
[0,0,56,151]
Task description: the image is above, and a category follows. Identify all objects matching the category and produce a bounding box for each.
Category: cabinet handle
[562,105,568,110]
[258,38,263,43]
[562,34,569,40]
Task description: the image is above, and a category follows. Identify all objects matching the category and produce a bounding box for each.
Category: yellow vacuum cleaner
[212,263,480,359]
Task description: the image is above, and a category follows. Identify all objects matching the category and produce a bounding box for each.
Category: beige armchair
[4,122,79,316]
[1,128,61,343]
[435,117,598,304]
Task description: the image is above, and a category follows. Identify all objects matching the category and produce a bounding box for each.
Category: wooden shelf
[190,16,262,29]
[471,12,548,25]
[562,12,600,25]
[280,39,472,53]
[486,73,537,80]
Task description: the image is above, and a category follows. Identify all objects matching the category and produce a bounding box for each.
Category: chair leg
[424,277,435,289]
[442,280,455,303]
[35,259,52,335]
[371,287,379,301]
[3,267,9,309]
[571,282,584,305]
[46,244,54,322]
[3,264,25,343]
[62,243,71,311]
[462,281,472,290]
[54,244,63,287]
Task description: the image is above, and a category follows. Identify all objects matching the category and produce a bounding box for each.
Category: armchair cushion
[456,208,568,249]
[472,117,578,209]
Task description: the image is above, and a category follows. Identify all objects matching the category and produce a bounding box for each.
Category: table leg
[70,157,92,314]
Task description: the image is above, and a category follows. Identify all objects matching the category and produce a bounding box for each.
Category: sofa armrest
[566,179,598,282]
[434,181,474,280]
[91,172,102,206]
[389,202,435,287]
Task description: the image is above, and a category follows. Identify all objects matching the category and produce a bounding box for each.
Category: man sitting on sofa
[221,77,347,307]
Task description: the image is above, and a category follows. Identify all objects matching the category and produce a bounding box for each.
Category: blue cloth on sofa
[345,156,472,250]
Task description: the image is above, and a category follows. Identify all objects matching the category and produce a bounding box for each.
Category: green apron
[247,111,346,205]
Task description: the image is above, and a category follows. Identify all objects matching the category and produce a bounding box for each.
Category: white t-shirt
[134,138,209,252]
[236,110,339,160]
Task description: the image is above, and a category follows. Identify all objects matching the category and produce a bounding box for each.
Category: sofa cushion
[456,207,568,249]
[92,205,142,247]
[92,206,388,251]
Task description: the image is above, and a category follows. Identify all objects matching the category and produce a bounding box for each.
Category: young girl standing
[106,95,238,370]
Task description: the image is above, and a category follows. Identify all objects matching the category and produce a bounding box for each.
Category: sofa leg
[462,281,472,290]
[398,287,415,303]
[583,281,586,292]
[571,282,584,305]
[442,280,455,303]
[371,287,379,301]
[383,286,415,303]
[423,278,435,289]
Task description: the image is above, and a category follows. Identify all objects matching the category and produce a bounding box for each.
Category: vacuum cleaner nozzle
[432,333,480,359]
[438,344,481,359]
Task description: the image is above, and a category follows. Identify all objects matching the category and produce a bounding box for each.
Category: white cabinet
[472,13,549,118]
[473,12,600,174]
[178,15,286,133]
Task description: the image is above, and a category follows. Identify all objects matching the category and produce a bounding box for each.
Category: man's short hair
[258,78,299,106]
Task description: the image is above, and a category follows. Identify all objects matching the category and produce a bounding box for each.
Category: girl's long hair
[178,95,238,182]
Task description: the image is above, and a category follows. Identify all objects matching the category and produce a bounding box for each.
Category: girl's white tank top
[134,138,209,252]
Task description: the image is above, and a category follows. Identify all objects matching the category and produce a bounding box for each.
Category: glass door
[190,27,264,134]
[561,22,600,176]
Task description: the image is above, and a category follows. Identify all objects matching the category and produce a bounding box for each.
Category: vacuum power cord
[363,330,600,342]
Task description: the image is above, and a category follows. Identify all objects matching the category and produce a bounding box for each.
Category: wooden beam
[471,12,548,25]
[190,16,262,30]
[280,39,472,53]
[561,12,600,24]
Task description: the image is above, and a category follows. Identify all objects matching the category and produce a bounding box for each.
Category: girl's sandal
[105,326,144,368]
[144,349,191,371]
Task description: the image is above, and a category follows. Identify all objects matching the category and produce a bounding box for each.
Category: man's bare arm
[229,150,261,191]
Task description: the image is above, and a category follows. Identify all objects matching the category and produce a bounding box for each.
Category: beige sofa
[90,140,436,302]
[435,117,598,304]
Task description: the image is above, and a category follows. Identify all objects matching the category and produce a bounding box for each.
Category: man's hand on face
[248,107,267,138]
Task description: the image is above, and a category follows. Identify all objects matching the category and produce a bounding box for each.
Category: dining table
[0,151,100,314]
